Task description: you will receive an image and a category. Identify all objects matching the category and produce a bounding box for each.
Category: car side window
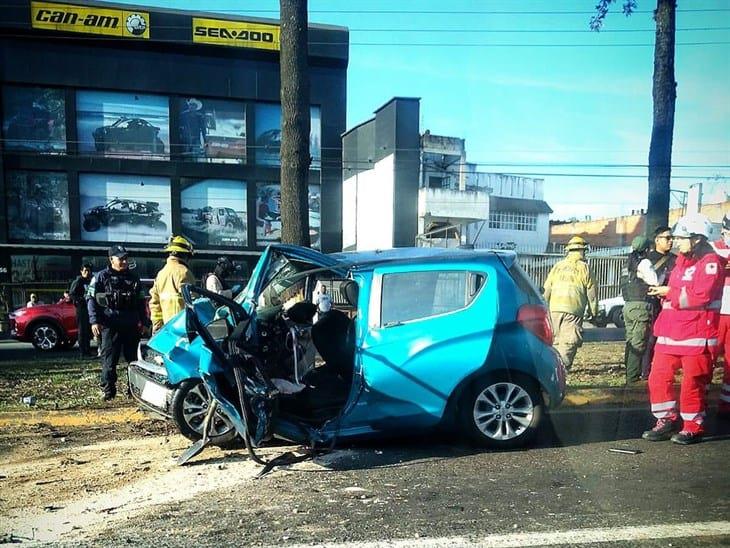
[380,270,485,327]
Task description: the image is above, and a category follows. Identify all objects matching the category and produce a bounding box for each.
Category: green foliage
[590,0,639,31]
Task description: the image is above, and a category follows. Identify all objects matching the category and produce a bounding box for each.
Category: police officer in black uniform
[88,245,150,400]
[69,263,94,357]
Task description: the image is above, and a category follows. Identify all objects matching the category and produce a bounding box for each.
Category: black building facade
[0,0,348,307]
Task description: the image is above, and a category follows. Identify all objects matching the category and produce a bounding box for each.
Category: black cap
[108,244,129,258]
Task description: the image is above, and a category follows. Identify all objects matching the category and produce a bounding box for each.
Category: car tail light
[517,304,553,346]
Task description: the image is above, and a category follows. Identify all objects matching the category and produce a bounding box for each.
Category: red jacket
[711,239,730,315]
[654,249,724,355]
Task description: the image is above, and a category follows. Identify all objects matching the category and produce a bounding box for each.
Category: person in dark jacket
[641,226,678,380]
[69,263,93,357]
[621,236,658,384]
[88,245,150,400]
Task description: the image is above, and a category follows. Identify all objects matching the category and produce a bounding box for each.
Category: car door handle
[382,321,404,328]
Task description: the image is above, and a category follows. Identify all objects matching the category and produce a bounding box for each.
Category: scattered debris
[608,448,642,455]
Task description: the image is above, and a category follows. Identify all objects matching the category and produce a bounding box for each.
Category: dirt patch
[0,420,298,544]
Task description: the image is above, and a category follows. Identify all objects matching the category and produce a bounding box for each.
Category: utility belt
[96,289,138,311]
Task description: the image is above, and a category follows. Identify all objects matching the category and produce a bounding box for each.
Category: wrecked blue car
[129,245,565,463]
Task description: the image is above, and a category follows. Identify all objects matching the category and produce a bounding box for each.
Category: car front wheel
[83,217,101,232]
[461,373,543,449]
[171,380,237,447]
[31,322,62,351]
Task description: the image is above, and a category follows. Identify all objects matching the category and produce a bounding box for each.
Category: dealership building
[0,0,348,308]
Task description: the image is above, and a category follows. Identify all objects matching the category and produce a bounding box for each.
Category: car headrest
[286,301,317,324]
[341,280,359,307]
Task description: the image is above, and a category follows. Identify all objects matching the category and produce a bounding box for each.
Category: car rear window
[380,270,485,326]
[508,263,543,305]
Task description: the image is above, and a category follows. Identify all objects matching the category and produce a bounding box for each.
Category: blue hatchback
[129,244,565,457]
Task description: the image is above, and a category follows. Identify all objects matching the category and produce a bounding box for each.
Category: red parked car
[9,301,79,350]
[9,295,152,351]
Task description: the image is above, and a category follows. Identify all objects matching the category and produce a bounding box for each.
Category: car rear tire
[460,372,543,449]
[171,379,237,447]
[610,307,625,329]
[31,322,62,351]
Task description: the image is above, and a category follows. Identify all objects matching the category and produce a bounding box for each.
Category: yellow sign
[31,1,149,39]
[192,18,280,51]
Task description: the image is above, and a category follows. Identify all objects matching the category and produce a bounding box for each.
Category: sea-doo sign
[31,1,149,39]
[192,17,280,51]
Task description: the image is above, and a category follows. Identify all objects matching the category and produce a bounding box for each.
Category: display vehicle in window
[128,245,566,462]
[82,198,166,232]
[93,116,165,154]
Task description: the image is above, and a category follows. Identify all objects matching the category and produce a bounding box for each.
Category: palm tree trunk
[279,0,311,246]
[646,0,676,233]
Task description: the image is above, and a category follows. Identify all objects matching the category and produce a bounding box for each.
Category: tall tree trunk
[646,0,676,234]
[279,0,311,246]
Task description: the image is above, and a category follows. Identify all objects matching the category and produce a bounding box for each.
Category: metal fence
[518,253,626,301]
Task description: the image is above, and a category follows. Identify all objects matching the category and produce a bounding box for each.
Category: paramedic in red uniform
[711,214,730,417]
[642,213,724,445]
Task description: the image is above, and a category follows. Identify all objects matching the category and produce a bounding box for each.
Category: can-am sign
[193,17,279,51]
[31,1,149,39]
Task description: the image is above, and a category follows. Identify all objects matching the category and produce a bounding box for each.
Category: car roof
[328,247,517,271]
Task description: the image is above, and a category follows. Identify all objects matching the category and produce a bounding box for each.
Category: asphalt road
[55,406,730,548]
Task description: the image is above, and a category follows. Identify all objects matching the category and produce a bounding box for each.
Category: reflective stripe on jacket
[654,250,724,355]
[149,257,196,325]
[543,252,599,317]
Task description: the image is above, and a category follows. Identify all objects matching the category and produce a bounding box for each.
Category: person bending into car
[642,214,724,445]
[70,263,94,357]
[206,257,235,299]
[543,236,599,370]
[149,235,196,334]
[88,245,151,401]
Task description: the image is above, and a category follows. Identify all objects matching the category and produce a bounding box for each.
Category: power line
[1,32,727,47]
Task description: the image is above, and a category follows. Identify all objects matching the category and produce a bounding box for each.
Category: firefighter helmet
[672,214,713,239]
[566,236,589,252]
[164,235,194,255]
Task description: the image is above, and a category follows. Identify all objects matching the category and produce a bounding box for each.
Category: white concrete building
[342,98,553,252]
[462,170,552,253]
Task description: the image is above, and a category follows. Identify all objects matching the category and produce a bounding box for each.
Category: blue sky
[113,0,729,220]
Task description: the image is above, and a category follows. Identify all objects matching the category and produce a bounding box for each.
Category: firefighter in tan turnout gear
[149,235,196,333]
[543,236,599,370]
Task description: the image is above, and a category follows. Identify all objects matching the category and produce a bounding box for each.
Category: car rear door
[356,262,498,428]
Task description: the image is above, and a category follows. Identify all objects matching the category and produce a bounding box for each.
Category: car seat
[312,281,358,370]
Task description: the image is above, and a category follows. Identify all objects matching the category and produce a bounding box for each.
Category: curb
[0,386,722,428]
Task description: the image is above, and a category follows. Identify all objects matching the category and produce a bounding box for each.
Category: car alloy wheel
[32,322,61,351]
[462,373,543,449]
[171,380,237,446]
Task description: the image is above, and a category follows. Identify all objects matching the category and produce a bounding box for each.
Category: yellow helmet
[164,235,194,255]
[566,235,589,252]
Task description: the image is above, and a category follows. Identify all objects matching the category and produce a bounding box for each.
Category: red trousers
[719,315,730,413]
[649,352,713,433]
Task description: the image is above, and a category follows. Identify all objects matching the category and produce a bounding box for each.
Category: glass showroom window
[380,270,485,326]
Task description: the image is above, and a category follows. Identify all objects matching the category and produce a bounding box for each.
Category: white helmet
[672,213,713,239]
